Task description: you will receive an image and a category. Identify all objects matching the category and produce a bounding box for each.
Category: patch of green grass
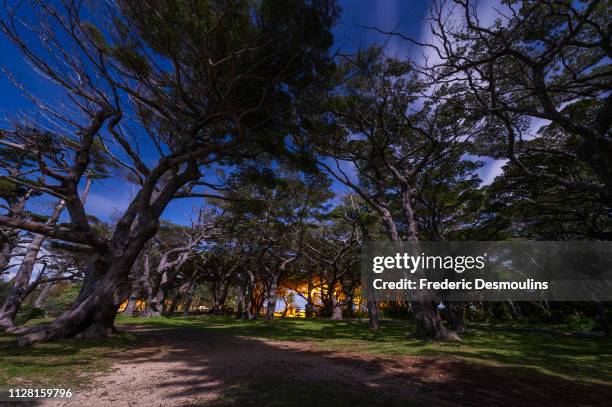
[0,331,137,387]
[322,326,611,385]
[468,319,597,333]
[116,315,612,384]
[202,376,423,407]
[3,316,609,388]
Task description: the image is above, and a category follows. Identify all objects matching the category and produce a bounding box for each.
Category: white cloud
[478,158,507,186]
[85,188,132,221]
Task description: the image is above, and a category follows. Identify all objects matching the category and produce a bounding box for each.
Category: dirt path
[40,326,611,407]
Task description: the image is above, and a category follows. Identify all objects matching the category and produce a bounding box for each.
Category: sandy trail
[38,325,611,407]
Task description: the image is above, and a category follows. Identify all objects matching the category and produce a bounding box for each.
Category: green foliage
[414,154,485,240]
[0,177,29,204]
[43,284,81,316]
[486,143,611,240]
[105,0,339,158]
[222,164,333,228]
[14,306,45,326]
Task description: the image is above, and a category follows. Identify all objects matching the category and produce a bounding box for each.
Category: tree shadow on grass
[118,316,612,383]
[96,325,612,407]
[0,331,136,391]
[3,319,611,406]
[415,328,612,384]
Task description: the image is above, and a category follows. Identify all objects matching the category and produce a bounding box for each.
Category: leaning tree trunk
[165,291,181,316]
[367,204,399,332]
[0,189,33,275]
[0,200,64,330]
[139,250,163,317]
[250,299,262,320]
[157,284,172,315]
[0,234,46,329]
[122,292,138,317]
[330,296,343,320]
[305,278,314,318]
[400,182,459,341]
[368,300,380,330]
[143,271,166,317]
[23,267,126,344]
[344,290,355,319]
[123,249,151,317]
[211,279,230,315]
[445,302,466,333]
[237,279,250,319]
[17,255,110,344]
[412,302,444,340]
[71,255,131,339]
[305,302,314,318]
[18,222,155,346]
[183,283,196,317]
[411,302,460,341]
[33,269,63,309]
[245,280,256,319]
[250,279,264,320]
[0,237,12,276]
[265,273,281,321]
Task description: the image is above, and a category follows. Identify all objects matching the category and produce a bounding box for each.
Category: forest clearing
[0,0,610,405]
[1,316,611,406]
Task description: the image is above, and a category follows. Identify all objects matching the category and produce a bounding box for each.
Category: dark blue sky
[333,0,428,55]
[0,1,502,225]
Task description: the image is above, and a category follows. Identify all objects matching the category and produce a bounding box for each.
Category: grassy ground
[0,330,136,388]
[204,376,421,407]
[116,315,611,384]
[1,316,610,389]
